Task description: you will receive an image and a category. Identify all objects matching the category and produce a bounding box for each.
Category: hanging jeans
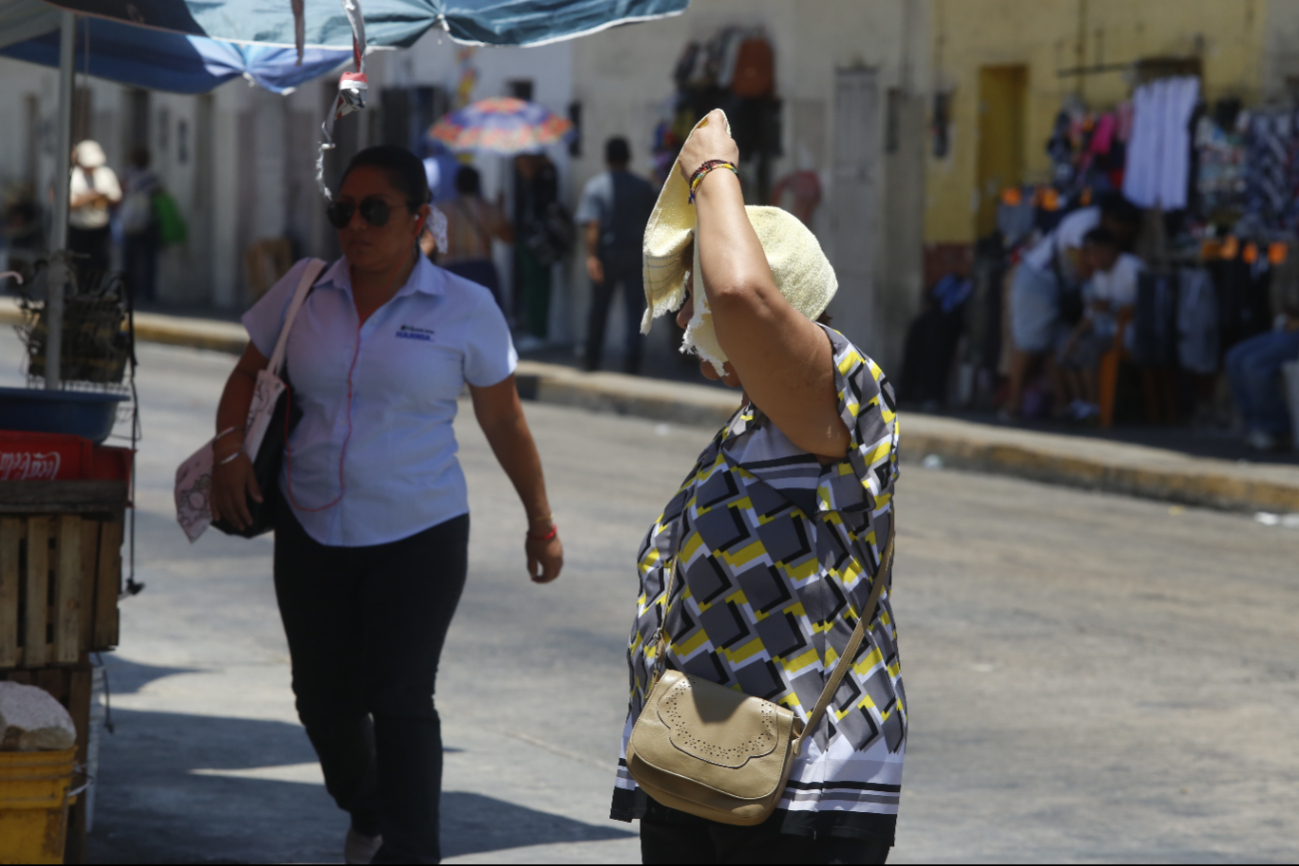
[584,248,645,373]
[273,508,470,864]
[1224,329,1299,436]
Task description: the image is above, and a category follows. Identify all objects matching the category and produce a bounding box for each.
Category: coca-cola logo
[0,451,63,481]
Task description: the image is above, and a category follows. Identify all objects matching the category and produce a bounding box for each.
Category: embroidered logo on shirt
[396,324,435,341]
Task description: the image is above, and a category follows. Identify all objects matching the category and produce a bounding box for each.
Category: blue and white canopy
[0,9,351,94]
[29,0,688,49]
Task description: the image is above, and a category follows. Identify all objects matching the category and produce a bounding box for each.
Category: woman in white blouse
[209,146,562,864]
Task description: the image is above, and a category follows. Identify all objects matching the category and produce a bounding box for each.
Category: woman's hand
[678,109,740,183]
[526,521,563,584]
[209,452,262,530]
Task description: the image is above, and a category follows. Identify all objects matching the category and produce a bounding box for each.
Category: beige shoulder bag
[626,520,896,827]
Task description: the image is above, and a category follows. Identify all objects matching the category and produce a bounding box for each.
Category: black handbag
[210,376,302,538]
[208,259,325,538]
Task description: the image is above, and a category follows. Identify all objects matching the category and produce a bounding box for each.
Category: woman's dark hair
[1097,192,1141,229]
[605,136,631,165]
[455,165,481,196]
[339,145,430,208]
[1083,226,1119,248]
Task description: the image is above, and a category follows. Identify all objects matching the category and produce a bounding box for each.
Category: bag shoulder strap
[795,522,896,753]
[267,258,327,377]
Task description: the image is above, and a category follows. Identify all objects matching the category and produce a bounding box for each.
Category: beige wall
[927,0,1272,246]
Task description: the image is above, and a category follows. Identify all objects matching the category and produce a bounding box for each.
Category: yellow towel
[641,113,837,374]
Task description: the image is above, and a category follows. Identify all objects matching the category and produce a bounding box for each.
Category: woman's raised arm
[685,111,849,459]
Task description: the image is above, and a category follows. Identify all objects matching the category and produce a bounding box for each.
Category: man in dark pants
[576,137,656,373]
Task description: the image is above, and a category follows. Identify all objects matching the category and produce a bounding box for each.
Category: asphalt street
[4,331,1294,864]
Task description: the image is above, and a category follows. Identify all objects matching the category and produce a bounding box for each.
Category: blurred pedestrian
[576,136,655,373]
[1226,308,1299,451]
[1003,193,1140,421]
[121,146,160,304]
[67,140,121,273]
[423,165,512,307]
[209,145,563,864]
[614,111,903,865]
[1057,227,1143,422]
[513,152,560,346]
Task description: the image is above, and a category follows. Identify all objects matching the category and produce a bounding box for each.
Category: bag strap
[654,510,897,754]
[795,522,895,754]
[267,259,327,377]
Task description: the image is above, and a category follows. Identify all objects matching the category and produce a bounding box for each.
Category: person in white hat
[68,140,122,273]
[612,110,905,864]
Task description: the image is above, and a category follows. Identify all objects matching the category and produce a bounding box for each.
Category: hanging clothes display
[1195,113,1247,220]
[1122,76,1200,210]
[1242,107,1299,232]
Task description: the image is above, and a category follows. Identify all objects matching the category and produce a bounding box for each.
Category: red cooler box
[0,430,132,483]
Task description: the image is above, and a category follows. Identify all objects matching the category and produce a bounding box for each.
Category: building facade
[924,0,1299,279]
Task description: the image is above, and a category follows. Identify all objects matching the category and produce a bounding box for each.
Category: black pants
[585,248,645,374]
[68,225,111,273]
[640,801,890,865]
[124,230,158,304]
[274,509,470,864]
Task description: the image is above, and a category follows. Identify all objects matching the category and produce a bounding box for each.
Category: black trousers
[640,800,891,865]
[67,225,111,273]
[273,509,470,864]
[585,248,645,374]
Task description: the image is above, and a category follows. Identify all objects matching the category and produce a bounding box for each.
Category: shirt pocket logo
[396,324,435,342]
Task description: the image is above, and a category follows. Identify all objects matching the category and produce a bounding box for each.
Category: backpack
[153,190,187,246]
[731,37,774,98]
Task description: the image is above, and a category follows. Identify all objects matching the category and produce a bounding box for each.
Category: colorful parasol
[430,97,572,154]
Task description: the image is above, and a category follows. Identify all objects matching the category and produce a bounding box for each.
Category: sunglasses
[325,196,411,229]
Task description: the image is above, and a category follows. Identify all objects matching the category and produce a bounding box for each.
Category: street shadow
[88,708,627,864]
[99,655,201,697]
[442,791,634,859]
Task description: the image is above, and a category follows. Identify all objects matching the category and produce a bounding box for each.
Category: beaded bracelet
[688,160,739,204]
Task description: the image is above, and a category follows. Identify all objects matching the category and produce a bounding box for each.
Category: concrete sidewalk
[5,296,1298,514]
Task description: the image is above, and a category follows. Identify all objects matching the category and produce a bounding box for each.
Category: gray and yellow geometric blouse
[611,326,906,842]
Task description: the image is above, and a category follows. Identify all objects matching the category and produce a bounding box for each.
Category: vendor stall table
[1,463,129,864]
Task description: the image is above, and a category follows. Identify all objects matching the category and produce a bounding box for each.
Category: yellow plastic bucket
[0,747,77,865]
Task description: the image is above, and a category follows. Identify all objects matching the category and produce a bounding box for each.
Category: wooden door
[975,66,1027,238]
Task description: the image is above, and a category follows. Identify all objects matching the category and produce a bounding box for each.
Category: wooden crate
[0,514,123,667]
[0,663,94,864]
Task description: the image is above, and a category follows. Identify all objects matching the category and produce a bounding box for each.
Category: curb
[902,418,1299,514]
[5,298,1297,514]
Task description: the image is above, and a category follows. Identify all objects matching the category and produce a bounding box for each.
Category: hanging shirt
[242,255,517,547]
[1122,76,1200,209]
[612,326,905,843]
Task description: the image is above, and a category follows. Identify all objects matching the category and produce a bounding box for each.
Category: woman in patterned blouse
[611,110,905,865]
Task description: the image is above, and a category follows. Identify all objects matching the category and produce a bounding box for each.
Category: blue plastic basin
[0,387,127,444]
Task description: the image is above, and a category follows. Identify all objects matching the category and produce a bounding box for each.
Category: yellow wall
[925,0,1270,245]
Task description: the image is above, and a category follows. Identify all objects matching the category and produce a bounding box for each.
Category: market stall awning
[0,4,352,94]
[35,0,689,49]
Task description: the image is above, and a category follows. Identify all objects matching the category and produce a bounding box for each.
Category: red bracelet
[528,524,558,541]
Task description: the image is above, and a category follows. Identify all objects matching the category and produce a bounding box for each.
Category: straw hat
[641,112,837,374]
[74,141,106,169]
